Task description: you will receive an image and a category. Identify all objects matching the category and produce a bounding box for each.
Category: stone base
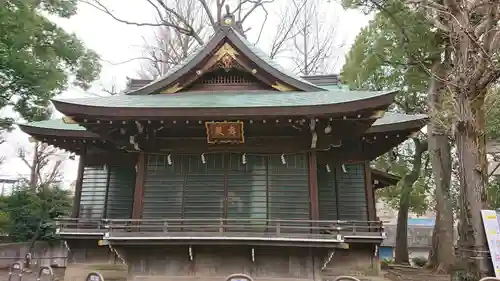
[64,263,128,281]
[63,241,379,281]
[322,244,380,278]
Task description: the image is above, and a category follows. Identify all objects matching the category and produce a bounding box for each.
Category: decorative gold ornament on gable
[215,43,239,61]
[219,54,236,71]
[272,82,295,92]
[62,116,77,124]
[161,83,183,94]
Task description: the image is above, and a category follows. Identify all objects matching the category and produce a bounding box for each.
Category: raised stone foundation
[63,241,379,281]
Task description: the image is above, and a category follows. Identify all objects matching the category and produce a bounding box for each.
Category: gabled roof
[126,25,324,95]
[51,89,397,118]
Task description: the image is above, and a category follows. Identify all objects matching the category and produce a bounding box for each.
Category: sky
[0,0,372,190]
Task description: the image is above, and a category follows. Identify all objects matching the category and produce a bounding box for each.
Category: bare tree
[82,0,276,46]
[17,142,65,190]
[287,0,342,75]
[135,0,341,79]
[138,0,206,79]
[266,1,306,60]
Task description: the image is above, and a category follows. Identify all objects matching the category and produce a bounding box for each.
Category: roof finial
[222,4,235,26]
[220,4,246,37]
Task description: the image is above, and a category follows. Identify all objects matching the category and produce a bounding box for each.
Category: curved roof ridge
[126,26,324,95]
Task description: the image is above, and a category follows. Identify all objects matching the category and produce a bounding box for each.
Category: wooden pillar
[364,161,376,221]
[103,167,111,218]
[308,152,319,222]
[71,149,86,218]
[132,153,147,219]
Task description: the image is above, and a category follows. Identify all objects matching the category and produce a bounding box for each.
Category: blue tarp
[379,247,394,259]
[407,218,435,226]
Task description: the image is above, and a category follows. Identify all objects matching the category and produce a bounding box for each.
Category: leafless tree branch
[17,142,65,190]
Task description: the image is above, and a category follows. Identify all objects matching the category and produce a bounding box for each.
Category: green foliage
[1,185,72,242]
[411,256,428,267]
[488,176,500,210]
[380,258,394,269]
[485,87,500,140]
[0,0,101,131]
[0,196,9,233]
[341,1,441,113]
[374,148,431,215]
[341,0,442,215]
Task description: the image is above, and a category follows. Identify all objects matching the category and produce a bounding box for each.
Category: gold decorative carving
[214,43,239,61]
[370,110,385,118]
[161,83,183,94]
[220,54,235,71]
[205,121,245,144]
[272,82,295,92]
[62,116,77,124]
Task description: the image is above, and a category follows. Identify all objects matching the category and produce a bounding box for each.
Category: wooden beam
[132,153,147,219]
[148,136,311,153]
[71,147,86,218]
[364,161,376,221]
[103,166,111,218]
[308,152,319,222]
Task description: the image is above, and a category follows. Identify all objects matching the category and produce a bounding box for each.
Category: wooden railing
[56,218,385,242]
[55,218,106,235]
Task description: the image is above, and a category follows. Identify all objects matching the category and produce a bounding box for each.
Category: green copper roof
[21,119,87,131]
[373,113,427,126]
[55,89,394,108]
[232,31,317,87]
[20,112,427,134]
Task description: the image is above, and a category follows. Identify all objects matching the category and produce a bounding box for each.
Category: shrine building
[20,10,426,281]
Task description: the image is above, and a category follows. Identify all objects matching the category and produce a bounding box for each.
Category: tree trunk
[455,91,490,279]
[394,139,428,264]
[426,62,454,273]
[428,132,453,272]
[29,142,38,190]
[428,207,440,266]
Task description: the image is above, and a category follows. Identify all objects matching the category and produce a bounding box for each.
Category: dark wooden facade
[20,12,426,281]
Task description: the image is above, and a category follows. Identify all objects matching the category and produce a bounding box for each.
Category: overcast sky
[0,0,372,189]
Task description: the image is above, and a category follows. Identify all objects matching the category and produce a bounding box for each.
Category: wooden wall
[76,152,372,223]
[317,163,369,221]
[79,165,135,219]
[141,153,310,223]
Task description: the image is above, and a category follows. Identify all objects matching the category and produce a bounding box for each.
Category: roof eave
[51,91,397,119]
[371,168,400,185]
[366,117,428,134]
[18,124,98,139]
